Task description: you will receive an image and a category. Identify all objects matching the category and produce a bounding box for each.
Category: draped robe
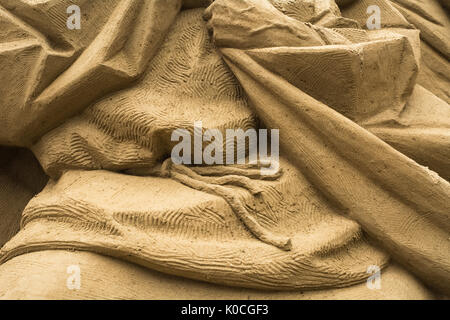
[0,0,448,295]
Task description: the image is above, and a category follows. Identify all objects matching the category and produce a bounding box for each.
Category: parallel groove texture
[0,158,389,290]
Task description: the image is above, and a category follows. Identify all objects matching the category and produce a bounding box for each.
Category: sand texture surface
[0,0,448,299]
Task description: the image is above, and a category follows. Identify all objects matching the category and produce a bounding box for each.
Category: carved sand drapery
[0,0,448,295]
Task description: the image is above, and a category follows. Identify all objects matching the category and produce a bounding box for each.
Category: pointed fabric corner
[220,47,450,294]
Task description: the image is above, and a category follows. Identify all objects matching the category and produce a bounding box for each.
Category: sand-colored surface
[0,0,449,299]
[0,250,435,300]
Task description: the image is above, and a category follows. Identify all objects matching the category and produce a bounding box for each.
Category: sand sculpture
[0,0,448,299]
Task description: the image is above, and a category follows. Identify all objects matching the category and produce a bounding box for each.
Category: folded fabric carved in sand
[0,0,448,299]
